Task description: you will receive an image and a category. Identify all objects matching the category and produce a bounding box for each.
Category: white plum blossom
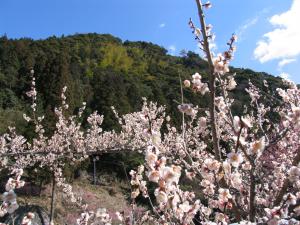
[145,151,158,166]
[178,104,197,117]
[227,76,237,90]
[250,137,265,155]
[155,190,168,204]
[289,166,300,182]
[284,193,297,205]
[115,212,123,221]
[233,116,241,132]
[218,188,232,202]
[21,212,35,225]
[213,55,229,75]
[228,152,243,167]
[241,116,252,128]
[1,1,300,225]
[188,72,209,95]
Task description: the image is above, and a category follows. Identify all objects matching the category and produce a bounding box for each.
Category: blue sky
[1,0,299,83]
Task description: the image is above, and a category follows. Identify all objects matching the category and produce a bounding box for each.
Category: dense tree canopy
[0,33,284,135]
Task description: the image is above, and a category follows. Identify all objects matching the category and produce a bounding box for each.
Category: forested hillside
[0,33,283,136]
[1,31,299,225]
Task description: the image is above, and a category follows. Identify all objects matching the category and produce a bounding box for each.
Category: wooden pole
[93,156,97,185]
[50,173,56,224]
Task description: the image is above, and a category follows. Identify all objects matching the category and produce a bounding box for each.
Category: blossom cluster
[1,0,300,225]
[0,169,24,217]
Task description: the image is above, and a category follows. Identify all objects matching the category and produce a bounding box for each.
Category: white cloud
[168,45,176,55]
[236,17,258,41]
[159,23,166,28]
[236,8,269,42]
[254,0,300,63]
[278,58,296,68]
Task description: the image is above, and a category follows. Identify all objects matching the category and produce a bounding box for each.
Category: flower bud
[183,80,191,88]
[203,1,212,9]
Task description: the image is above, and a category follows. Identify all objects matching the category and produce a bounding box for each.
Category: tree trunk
[93,156,97,185]
[50,174,56,224]
[249,169,256,221]
[39,179,43,197]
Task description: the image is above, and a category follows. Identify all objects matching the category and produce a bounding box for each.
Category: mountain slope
[0,33,284,135]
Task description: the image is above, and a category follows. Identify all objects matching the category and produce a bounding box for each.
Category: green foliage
[0,108,28,134]
[99,43,133,73]
[0,33,285,180]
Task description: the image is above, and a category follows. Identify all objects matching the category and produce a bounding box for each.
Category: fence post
[50,173,56,224]
[93,156,97,185]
